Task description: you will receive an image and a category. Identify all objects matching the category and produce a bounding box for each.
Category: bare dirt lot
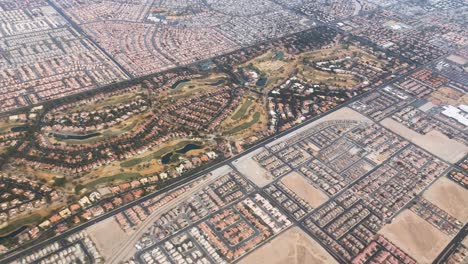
[379,210,451,264]
[280,172,329,208]
[381,118,467,163]
[447,54,468,65]
[86,217,130,260]
[232,147,273,187]
[239,227,337,264]
[427,86,468,106]
[423,177,468,222]
[463,235,468,248]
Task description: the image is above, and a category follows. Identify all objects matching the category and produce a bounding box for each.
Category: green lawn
[84,172,141,189]
[227,112,261,134]
[232,99,254,120]
[0,214,42,237]
[120,140,202,168]
[120,158,143,168]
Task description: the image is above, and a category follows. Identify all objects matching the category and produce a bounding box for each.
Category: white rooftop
[441,105,468,126]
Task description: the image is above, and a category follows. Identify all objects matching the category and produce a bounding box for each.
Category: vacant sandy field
[447,54,467,65]
[463,235,468,248]
[210,165,234,179]
[427,86,468,106]
[381,118,467,163]
[239,227,337,264]
[379,210,451,264]
[423,177,468,222]
[233,147,274,187]
[86,217,130,260]
[280,172,329,208]
[418,101,436,112]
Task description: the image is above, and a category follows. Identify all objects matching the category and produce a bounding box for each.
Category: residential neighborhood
[0,0,467,264]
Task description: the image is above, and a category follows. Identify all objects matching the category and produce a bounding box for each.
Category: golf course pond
[161,143,202,164]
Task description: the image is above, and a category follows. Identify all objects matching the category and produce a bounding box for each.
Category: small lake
[171,79,190,89]
[273,51,284,60]
[10,126,28,132]
[53,132,101,140]
[256,77,268,87]
[161,152,173,164]
[210,79,225,86]
[161,143,202,164]
[200,61,216,71]
[176,143,202,154]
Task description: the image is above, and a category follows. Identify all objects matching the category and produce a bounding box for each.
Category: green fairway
[0,214,42,237]
[232,99,254,120]
[226,112,261,134]
[84,172,142,189]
